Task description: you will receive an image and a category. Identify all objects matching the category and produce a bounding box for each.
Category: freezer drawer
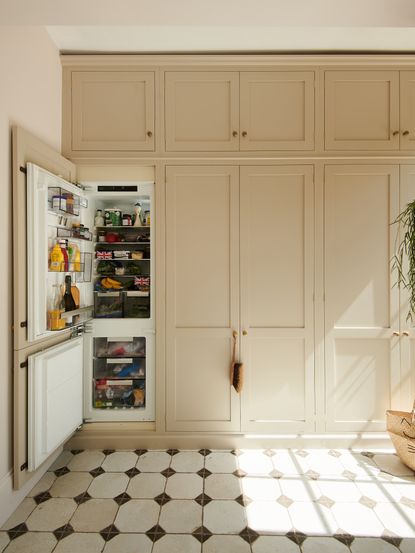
[28,337,83,471]
[93,357,146,379]
[94,337,145,357]
[94,379,145,409]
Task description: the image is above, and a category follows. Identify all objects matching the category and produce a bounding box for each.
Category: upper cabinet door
[325,70,400,151]
[165,72,239,151]
[240,72,315,151]
[400,72,415,151]
[71,71,155,152]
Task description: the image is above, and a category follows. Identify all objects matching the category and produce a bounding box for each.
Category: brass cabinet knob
[242,131,248,137]
[403,331,410,336]
[403,130,410,136]
[232,330,238,338]
[392,130,400,136]
[393,331,400,336]
[232,131,238,137]
[242,330,248,336]
[147,131,153,138]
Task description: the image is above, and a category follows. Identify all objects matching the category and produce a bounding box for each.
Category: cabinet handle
[403,130,410,136]
[392,130,400,136]
[242,330,248,336]
[393,331,400,336]
[242,131,248,137]
[147,131,153,138]
[232,131,238,137]
[403,331,410,336]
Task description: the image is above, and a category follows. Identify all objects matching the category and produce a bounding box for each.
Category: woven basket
[386,400,415,471]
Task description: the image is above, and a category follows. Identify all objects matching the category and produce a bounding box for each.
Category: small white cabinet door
[240,166,315,433]
[240,72,315,151]
[165,166,240,431]
[28,337,83,471]
[165,72,240,152]
[324,165,400,431]
[324,71,400,151]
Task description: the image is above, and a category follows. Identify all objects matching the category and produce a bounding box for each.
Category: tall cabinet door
[240,166,315,433]
[400,73,415,151]
[398,165,415,411]
[324,165,400,431]
[165,166,240,431]
[240,72,315,151]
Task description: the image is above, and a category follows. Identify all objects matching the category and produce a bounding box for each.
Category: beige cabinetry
[165,71,315,152]
[324,165,402,431]
[165,166,240,432]
[239,166,315,432]
[325,70,415,151]
[67,71,155,155]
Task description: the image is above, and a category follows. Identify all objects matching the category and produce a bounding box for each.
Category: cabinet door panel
[325,71,399,151]
[240,166,315,433]
[72,71,155,151]
[400,72,415,151]
[166,166,240,431]
[240,72,314,151]
[324,165,400,431]
[165,72,239,151]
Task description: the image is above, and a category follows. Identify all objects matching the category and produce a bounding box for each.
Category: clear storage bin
[94,292,123,318]
[94,379,146,409]
[94,337,146,358]
[123,291,150,318]
[93,357,146,379]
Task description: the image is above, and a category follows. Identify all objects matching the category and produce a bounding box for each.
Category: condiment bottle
[50,242,64,271]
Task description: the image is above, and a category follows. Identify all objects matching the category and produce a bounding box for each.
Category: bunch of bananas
[101,277,123,290]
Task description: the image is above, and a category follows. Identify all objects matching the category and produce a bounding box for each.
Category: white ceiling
[1,0,415,52]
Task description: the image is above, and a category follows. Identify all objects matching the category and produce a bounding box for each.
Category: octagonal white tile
[49,472,93,498]
[115,499,160,532]
[246,501,292,535]
[204,500,247,534]
[205,473,242,499]
[205,452,238,474]
[126,472,166,499]
[136,452,171,473]
[53,533,105,553]
[67,451,105,472]
[88,472,129,498]
[165,473,203,499]
[252,535,301,553]
[159,500,202,533]
[101,451,138,472]
[153,534,201,553]
[26,498,77,531]
[2,532,56,553]
[170,451,204,473]
[203,535,251,553]
[103,533,153,553]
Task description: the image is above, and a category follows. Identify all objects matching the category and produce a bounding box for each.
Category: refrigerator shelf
[60,305,94,319]
[56,227,92,242]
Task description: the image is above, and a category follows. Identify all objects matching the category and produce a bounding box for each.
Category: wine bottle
[63,275,76,312]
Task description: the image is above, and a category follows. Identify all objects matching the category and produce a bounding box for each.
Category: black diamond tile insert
[125,467,141,478]
[7,523,28,541]
[197,468,212,478]
[334,530,355,547]
[33,491,52,505]
[90,466,105,478]
[161,467,176,478]
[198,449,212,456]
[53,523,74,541]
[167,448,180,456]
[102,449,115,456]
[233,469,247,478]
[286,529,307,546]
[70,449,83,455]
[192,526,213,543]
[239,526,260,544]
[263,449,275,457]
[235,494,252,507]
[381,531,402,548]
[269,469,283,479]
[361,451,375,459]
[194,493,212,506]
[54,466,70,477]
[114,492,132,506]
[231,449,243,456]
[146,524,167,542]
[100,524,120,542]
[154,493,172,506]
[134,449,148,456]
[74,491,92,505]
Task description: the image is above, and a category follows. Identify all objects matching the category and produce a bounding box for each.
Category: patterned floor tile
[279,477,320,502]
[26,498,77,532]
[88,473,129,498]
[317,476,361,502]
[136,452,171,473]
[1,532,57,553]
[350,537,400,552]
[27,473,56,498]
[70,498,118,532]
[170,451,204,473]
[126,473,166,498]
[165,473,203,499]
[53,532,105,553]
[331,502,385,537]
[202,534,251,552]
[102,533,153,553]
[272,450,304,475]
[205,452,238,473]
[373,502,415,538]
[204,500,247,534]
[114,500,160,533]
[49,472,93,498]
[238,451,274,475]
[159,500,202,533]
[400,538,415,553]
[204,473,242,499]
[153,534,202,553]
[67,450,105,472]
[302,536,350,552]
[101,451,138,472]
[0,533,9,553]
[241,476,280,501]
[48,451,74,472]
[246,500,292,535]
[252,535,301,552]
[289,501,338,535]
[1,499,36,530]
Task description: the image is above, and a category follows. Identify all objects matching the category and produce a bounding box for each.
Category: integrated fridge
[23,162,155,472]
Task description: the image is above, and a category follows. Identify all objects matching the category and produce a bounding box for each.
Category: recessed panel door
[165,166,240,431]
[240,165,315,433]
[400,72,415,151]
[324,165,400,431]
